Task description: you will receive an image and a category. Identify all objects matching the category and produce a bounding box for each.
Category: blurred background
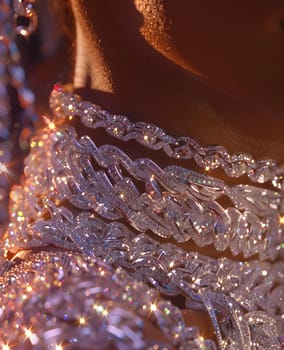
[22,0,73,116]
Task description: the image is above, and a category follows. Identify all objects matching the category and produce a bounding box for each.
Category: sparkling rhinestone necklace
[0,0,282,348]
[3,85,283,349]
[49,86,284,261]
[0,0,37,231]
[50,85,284,190]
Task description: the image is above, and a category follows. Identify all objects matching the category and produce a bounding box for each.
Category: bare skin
[70,0,284,162]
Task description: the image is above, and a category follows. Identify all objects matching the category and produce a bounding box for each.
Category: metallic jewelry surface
[50,86,284,190]
[0,1,281,349]
[13,0,38,37]
[49,87,284,261]
[1,251,214,349]
[0,0,36,231]
[1,86,283,349]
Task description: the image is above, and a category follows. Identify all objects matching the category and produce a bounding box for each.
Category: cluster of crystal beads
[0,0,36,231]
[50,87,284,190]
[4,112,283,348]
[1,251,217,349]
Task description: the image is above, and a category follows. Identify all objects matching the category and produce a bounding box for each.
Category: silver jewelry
[2,86,283,349]
[0,0,36,231]
[0,4,282,347]
[13,0,38,37]
[50,86,284,190]
[1,251,217,349]
[48,88,284,261]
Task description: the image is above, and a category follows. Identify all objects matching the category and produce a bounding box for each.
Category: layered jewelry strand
[1,84,282,349]
[0,1,282,349]
[0,0,36,233]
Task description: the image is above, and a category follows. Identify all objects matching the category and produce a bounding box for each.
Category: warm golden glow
[0,162,8,174]
[48,121,56,130]
[26,285,33,292]
[280,216,284,225]
[102,309,108,317]
[43,115,56,131]
[79,317,86,325]
[24,327,39,344]
[25,328,33,337]
[2,344,11,350]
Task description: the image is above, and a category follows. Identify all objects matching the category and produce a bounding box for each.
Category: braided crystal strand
[0,0,36,231]
[13,0,38,37]
[6,201,283,348]
[0,251,218,349]
[9,124,283,260]
[5,125,283,349]
[50,86,284,190]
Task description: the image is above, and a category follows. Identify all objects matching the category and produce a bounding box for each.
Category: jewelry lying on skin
[50,86,284,189]
[49,87,284,261]
[2,84,282,349]
[0,1,282,349]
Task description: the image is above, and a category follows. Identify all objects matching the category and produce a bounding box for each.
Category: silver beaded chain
[4,119,283,349]
[0,2,282,349]
[0,0,37,232]
[50,86,284,190]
